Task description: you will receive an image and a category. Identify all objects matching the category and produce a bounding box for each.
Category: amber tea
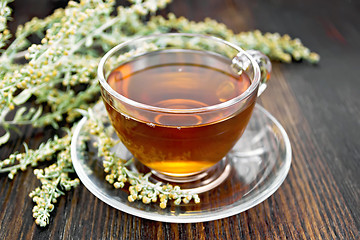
[103,50,257,176]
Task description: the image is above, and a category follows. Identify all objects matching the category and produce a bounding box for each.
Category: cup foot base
[132,157,231,194]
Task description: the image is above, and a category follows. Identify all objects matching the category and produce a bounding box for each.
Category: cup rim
[97,33,261,114]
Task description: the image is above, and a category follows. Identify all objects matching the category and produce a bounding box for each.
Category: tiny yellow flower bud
[128,195,134,202]
[160,195,167,202]
[135,184,142,192]
[159,202,167,209]
[39,220,47,227]
[174,198,181,205]
[142,196,150,204]
[182,198,189,204]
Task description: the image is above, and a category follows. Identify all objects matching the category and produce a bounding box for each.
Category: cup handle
[246,50,272,96]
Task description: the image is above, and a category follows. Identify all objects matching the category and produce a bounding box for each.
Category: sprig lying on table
[29,133,80,227]
[0,0,319,227]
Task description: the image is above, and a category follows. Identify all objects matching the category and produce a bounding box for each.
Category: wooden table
[1,0,359,239]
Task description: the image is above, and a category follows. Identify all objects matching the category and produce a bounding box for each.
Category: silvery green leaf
[30,106,43,121]
[13,106,27,121]
[13,89,33,105]
[0,131,10,146]
[144,172,152,179]
[23,142,29,153]
[85,36,93,47]
[26,107,36,116]
[50,120,59,129]
[75,109,88,116]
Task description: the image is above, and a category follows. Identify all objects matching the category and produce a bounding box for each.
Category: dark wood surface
[1,0,359,239]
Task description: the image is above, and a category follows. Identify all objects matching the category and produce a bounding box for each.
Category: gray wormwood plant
[0,0,319,227]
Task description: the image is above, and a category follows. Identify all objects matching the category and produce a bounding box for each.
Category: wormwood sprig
[0,129,79,227]
[0,0,172,145]
[142,14,320,63]
[29,143,80,227]
[0,0,116,111]
[0,0,12,49]
[83,108,200,208]
[0,134,71,179]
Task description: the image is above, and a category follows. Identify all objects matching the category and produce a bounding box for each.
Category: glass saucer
[70,104,291,223]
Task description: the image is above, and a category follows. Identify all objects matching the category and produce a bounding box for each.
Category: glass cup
[98,33,271,187]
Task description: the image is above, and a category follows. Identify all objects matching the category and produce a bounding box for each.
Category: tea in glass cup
[98,33,271,183]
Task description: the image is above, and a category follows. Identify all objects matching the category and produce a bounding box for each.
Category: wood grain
[1,0,359,239]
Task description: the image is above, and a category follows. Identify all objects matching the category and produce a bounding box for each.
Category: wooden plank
[0,0,359,239]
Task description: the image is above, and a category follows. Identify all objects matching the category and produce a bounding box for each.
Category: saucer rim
[70,104,292,223]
